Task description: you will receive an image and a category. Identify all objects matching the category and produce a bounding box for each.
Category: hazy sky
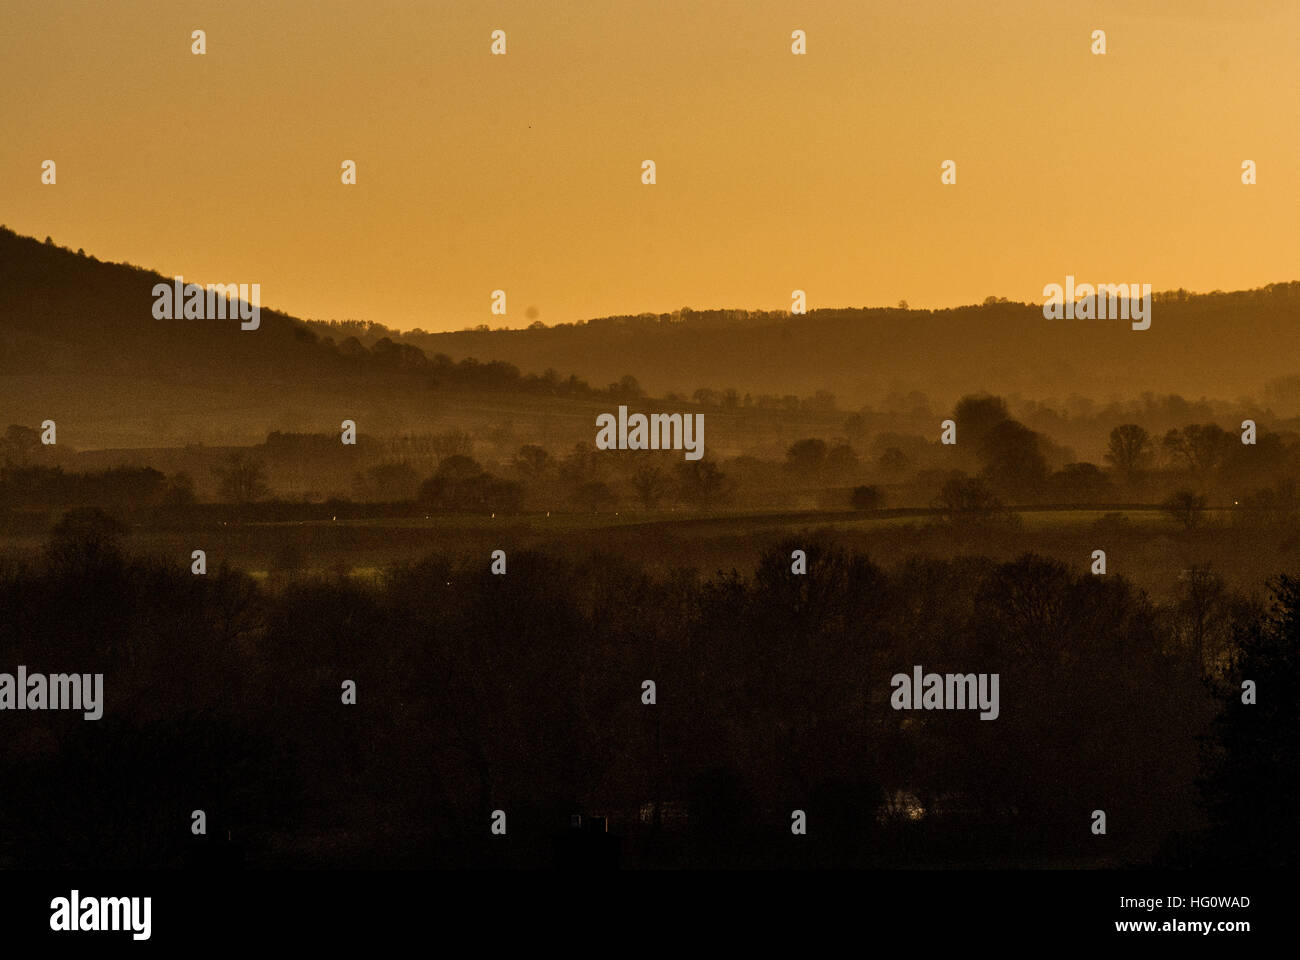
[3,0,1297,331]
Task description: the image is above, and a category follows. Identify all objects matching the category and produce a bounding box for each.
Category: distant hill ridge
[307,286,1300,407]
[5,225,1300,423]
[0,226,624,398]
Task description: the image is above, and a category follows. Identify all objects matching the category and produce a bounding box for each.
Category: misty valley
[0,229,1296,871]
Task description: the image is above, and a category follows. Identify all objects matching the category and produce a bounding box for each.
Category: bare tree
[1162,424,1231,476]
[212,452,269,504]
[1105,424,1153,482]
[1161,489,1207,531]
[1177,564,1227,676]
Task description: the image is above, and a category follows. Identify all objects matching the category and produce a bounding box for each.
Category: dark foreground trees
[1198,576,1300,867]
[0,517,1280,869]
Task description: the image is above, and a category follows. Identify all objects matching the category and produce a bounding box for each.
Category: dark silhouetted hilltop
[317,286,1300,408]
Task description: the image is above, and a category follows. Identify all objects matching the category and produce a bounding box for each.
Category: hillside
[311,287,1300,410]
[0,228,630,449]
[7,225,1300,460]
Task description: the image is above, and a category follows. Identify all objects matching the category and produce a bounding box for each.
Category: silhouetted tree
[953,394,1010,447]
[934,475,1003,524]
[1162,424,1231,476]
[1105,424,1153,482]
[46,507,126,571]
[977,419,1048,496]
[514,444,550,479]
[419,455,491,511]
[1200,576,1300,866]
[1176,565,1229,677]
[1162,489,1207,530]
[675,460,732,506]
[212,452,269,504]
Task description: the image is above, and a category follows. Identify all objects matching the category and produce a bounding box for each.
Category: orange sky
[2,0,1297,331]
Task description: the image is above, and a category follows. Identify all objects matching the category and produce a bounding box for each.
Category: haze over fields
[2,0,1298,875]
[6,227,1300,455]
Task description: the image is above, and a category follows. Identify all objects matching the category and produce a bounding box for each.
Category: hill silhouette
[313,286,1300,410]
[0,228,634,448]
[6,226,1300,451]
